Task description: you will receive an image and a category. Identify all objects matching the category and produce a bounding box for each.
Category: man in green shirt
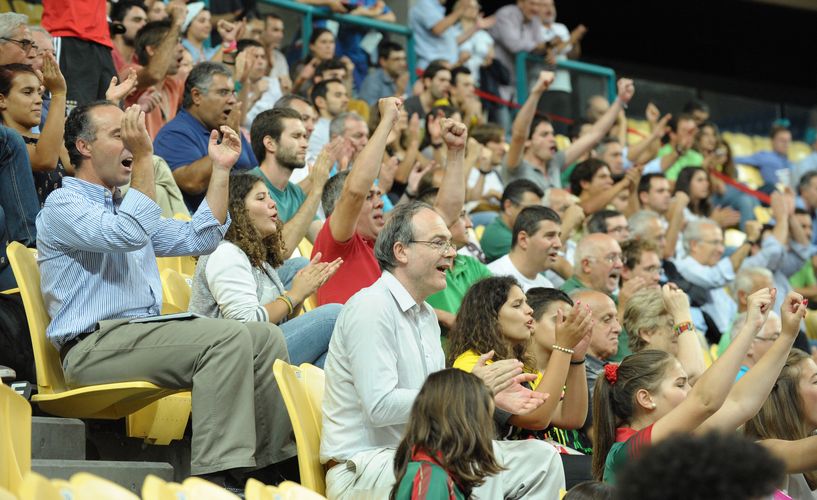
[480,179,543,262]
[651,114,702,181]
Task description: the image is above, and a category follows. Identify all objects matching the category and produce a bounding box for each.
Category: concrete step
[31,417,86,460]
[32,459,174,494]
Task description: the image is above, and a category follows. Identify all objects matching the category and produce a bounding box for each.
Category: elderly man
[488,206,561,291]
[675,218,757,339]
[730,311,783,381]
[38,101,293,490]
[560,233,623,299]
[716,267,774,356]
[321,201,564,499]
[0,13,37,65]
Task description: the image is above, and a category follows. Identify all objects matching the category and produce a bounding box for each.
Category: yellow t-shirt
[452,349,543,390]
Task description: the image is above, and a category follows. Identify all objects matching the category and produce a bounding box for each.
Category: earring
[651,403,657,409]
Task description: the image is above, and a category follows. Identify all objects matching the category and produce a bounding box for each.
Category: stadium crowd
[3,0,817,498]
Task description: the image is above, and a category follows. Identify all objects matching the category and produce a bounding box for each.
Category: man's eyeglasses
[591,253,623,265]
[753,333,780,343]
[409,239,456,255]
[1,37,35,53]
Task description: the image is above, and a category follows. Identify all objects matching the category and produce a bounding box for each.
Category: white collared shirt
[320,271,444,463]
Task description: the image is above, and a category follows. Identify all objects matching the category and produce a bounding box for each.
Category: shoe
[0,365,16,382]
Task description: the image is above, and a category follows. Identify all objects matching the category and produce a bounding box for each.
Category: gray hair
[182,61,232,109]
[731,310,779,340]
[733,267,774,301]
[628,209,662,239]
[374,201,431,272]
[29,25,51,38]
[0,13,28,40]
[682,217,719,253]
[274,93,312,110]
[329,111,365,138]
[322,170,349,217]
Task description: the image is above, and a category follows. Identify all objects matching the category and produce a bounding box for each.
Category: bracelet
[51,92,66,97]
[222,40,237,53]
[276,294,294,315]
[673,321,694,337]
[431,142,443,149]
[478,169,492,175]
[570,358,586,365]
[552,344,575,355]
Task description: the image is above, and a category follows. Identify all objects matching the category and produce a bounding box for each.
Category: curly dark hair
[224,173,286,270]
[446,276,534,369]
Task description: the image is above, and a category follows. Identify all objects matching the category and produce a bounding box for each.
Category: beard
[276,148,305,170]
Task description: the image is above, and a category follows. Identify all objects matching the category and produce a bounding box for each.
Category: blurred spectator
[0,13,37,66]
[260,12,290,82]
[682,98,710,125]
[154,62,256,211]
[642,114,701,182]
[145,0,169,22]
[673,167,740,229]
[306,78,349,164]
[236,39,283,129]
[569,158,639,216]
[586,210,629,243]
[481,178,543,262]
[182,3,241,64]
[449,66,483,126]
[359,40,408,106]
[735,124,793,193]
[404,60,451,124]
[292,28,342,94]
[410,0,461,69]
[637,173,672,216]
[585,95,608,123]
[795,171,817,245]
[451,0,496,86]
[110,0,149,73]
[334,0,395,88]
[594,137,625,175]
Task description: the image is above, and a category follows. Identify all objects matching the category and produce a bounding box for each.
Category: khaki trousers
[62,317,296,475]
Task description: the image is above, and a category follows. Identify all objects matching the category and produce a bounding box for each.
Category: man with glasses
[0,13,37,66]
[731,311,782,381]
[561,233,624,298]
[154,62,256,211]
[586,209,629,243]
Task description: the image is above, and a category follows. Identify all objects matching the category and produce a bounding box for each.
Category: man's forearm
[173,156,213,195]
[281,188,323,258]
[129,154,156,201]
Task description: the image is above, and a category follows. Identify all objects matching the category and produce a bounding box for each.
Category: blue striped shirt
[36,177,230,348]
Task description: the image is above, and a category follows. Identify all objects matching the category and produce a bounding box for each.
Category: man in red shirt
[313,97,465,305]
[42,0,117,106]
[110,0,148,74]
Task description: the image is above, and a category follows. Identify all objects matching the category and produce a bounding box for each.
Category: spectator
[275,94,318,140]
[41,102,295,489]
[449,277,592,437]
[0,14,35,68]
[637,173,672,216]
[391,369,502,499]
[467,122,507,223]
[145,0,168,22]
[188,173,342,368]
[409,0,461,69]
[569,158,640,216]
[41,0,115,105]
[643,114,701,182]
[796,171,817,245]
[312,99,465,305]
[236,39,283,129]
[789,208,817,304]
[792,127,817,189]
[673,166,740,228]
[448,66,483,126]
[306,78,348,165]
[480,179,544,263]
[451,0,496,87]
[154,62,257,211]
[561,233,623,298]
[0,60,69,206]
[623,286,707,385]
[260,12,289,82]
[628,210,670,258]
[716,267,775,356]
[330,112,369,168]
[593,287,799,483]
[488,205,561,290]
[728,312,782,381]
[595,138,625,175]
[565,481,614,500]
[0,125,38,290]
[110,0,148,73]
[744,349,817,499]
[675,218,757,338]
[682,98,710,125]
[615,432,784,500]
[586,210,629,243]
[124,15,187,139]
[291,28,341,94]
[359,41,408,106]
[620,239,662,290]
[403,60,451,123]
[29,26,55,72]
[313,58,350,85]
[334,0,396,88]
[320,201,563,498]
[182,3,240,64]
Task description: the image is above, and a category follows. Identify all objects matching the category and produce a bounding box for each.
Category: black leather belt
[59,332,92,362]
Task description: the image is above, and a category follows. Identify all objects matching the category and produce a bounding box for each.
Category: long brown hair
[446,276,533,369]
[391,369,502,498]
[743,349,817,488]
[224,173,286,269]
[591,349,676,481]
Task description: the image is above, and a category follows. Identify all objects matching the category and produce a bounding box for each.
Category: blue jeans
[275,257,309,290]
[280,303,341,368]
[0,126,39,290]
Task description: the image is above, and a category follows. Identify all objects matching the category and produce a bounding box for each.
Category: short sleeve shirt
[603,425,654,484]
[502,150,567,193]
[426,254,492,314]
[249,167,311,223]
[480,217,512,263]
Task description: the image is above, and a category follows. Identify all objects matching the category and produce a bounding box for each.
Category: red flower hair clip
[604,363,619,385]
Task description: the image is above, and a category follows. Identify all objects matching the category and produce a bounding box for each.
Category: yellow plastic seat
[182,476,242,499]
[298,363,325,431]
[736,164,764,190]
[70,472,139,500]
[347,99,370,124]
[7,242,180,419]
[160,269,192,312]
[125,391,191,444]
[273,360,326,495]
[141,474,185,500]
[245,478,282,500]
[754,206,772,225]
[18,472,61,500]
[302,294,318,313]
[724,228,747,248]
[555,134,571,151]
[752,135,771,154]
[0,486,16,500]
[474,225,485,241]
[278,481,327,499]
[724,133,754,158]
[156,255,197,277]
[790,141,812,163]
[805,310,817,341]
[298,238,314,260]
[0,383,30,495]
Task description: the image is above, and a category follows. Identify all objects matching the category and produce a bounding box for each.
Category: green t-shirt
[427,255,492,314]
[607,328,632,363]
[559,275,589,296]
[393,459,466,500]
[603,425,654,484]
[250,167,310,223]
[790,259,817,289]
[658,144,704,181]
[481,217,512,263]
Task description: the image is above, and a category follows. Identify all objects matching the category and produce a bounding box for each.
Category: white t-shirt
[487,254,555,291]
[467,168,505,201]
[541,22,572,93]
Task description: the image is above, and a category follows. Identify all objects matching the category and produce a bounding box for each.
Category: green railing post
[301,10,312,60]
[515,52,529,105]
[406,35,416,86]
[514,52,617,106]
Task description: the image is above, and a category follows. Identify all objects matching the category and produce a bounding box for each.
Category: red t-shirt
[42,0,112,48]
[312,216,381,306]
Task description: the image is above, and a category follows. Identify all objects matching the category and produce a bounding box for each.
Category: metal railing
[515,52,617,105]
[257,0,416,84]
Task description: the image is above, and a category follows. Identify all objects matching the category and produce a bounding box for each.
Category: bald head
[574,233,623,295]
[572,289,621,360]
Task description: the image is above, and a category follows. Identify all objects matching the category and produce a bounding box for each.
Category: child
[391,369,503,499]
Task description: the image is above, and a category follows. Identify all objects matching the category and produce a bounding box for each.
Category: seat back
[273,360,326,495]
[6,242,66,395]
[298,238,314,259]
[298,363,325,432]
[182,477,241,499]
[71,472,140,500]
[142,474,184,500]
[278,481,327,499]
[245,478,282,500]
[18,472,61,500]
[161,269,192,312]
[0,383,31,494]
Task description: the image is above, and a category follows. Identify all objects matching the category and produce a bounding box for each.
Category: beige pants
[325,440,565,499]
[62,317,296,475]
